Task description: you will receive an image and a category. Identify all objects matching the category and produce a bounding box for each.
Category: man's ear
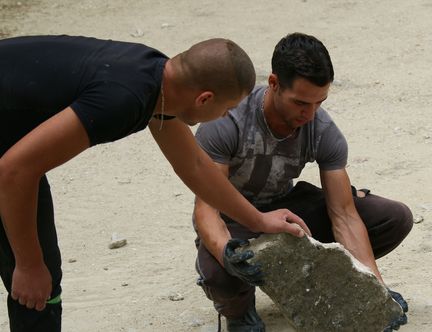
[195,91,214,106]
[268,74,279,91]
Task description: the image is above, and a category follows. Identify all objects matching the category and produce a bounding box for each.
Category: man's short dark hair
[179,38,256,100]
[271,32,334,88]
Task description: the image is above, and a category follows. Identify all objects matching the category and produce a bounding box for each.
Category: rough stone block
[241,233,402,332]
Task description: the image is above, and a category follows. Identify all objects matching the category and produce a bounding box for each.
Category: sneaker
[225,305,266,332]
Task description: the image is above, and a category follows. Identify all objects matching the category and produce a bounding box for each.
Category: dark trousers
[195,181,413,319]
[0,176,62,332]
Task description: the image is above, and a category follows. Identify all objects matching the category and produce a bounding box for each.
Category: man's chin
[187,120,198,126]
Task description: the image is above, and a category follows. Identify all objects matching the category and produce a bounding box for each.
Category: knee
[202,265,247,299]
[196,245,250,300]
[389,202,413,241]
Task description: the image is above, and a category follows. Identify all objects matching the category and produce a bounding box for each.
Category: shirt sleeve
[71,81,144,146]
[316,122,348,171]
[195,115,239,164]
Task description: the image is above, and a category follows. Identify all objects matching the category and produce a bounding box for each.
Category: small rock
[168,292,184,301]
[161,23,173,29]
[414,215,424,224]
[68,258,77,263]
[189,319,204,327]
[121,282,129,287]
[352,156,369,163]
[109,233,127,249]
[130,29,144,38]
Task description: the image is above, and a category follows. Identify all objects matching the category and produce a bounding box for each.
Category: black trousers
[0,176,62,332]
[195,181,414,319]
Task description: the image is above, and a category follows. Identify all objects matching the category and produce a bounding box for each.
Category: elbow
[0,157,16,188]
[0,156,40,190]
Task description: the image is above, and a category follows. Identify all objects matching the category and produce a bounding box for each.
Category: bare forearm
[321,170,384,283]
[332,217,383,283]
[174,151,263,232]
[0,172,43,266]
[194,199,230,265]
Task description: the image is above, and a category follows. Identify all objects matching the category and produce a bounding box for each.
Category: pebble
[68,258,77,263]
[189,319,204,327]
[130,29,144,38]
[414,215,424,224]
[109,233,127,249]
[168,292,184,301]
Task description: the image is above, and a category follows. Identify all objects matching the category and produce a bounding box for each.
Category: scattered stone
[168,292,184,301]
[68,258,77,263]
[109,233,127,249]
[161,23,173,29]
[130,29,144,38]
[117,178,132,184]
[121,282,129,287]
[240,233,402,332]
[189,319,204,327]
[414,215,424,224]
[352,156,369,163]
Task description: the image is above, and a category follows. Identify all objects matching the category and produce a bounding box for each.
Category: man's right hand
[11,262,52,311]
[223,238,264,286]
[259,209,311,237]
[383,289,409,331]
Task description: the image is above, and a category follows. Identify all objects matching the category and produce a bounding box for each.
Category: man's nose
[302,104,318,120]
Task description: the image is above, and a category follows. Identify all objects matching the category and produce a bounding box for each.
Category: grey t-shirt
[196,86,348,206]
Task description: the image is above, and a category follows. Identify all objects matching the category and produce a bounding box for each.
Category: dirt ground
[1,0,431,331]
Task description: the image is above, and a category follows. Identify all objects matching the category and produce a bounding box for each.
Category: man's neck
[263,88,297,139]
[156,59,195,118]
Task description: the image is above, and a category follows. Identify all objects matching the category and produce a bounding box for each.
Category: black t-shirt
[0,35,168,154]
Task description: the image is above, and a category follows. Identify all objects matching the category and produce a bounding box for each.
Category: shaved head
[174,38,255,100]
